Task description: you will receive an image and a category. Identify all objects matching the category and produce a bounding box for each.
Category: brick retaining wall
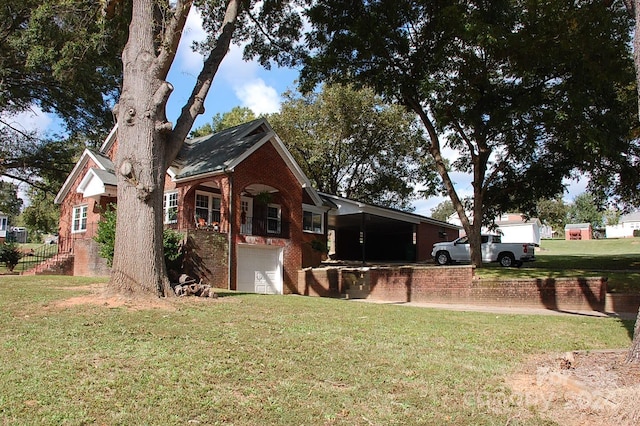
[73,239,110,277]
[298,265,639,315]
[183,230,228,288]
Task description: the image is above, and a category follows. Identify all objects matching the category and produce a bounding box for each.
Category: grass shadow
[617,318,637,341]
[212,290,258,298]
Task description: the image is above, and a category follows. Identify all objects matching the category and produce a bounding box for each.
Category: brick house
[564,223,593,240]
[54,119,459,294]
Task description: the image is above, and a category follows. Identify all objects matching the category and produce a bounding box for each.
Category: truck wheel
[435,251,451,266]
[498,253,515,267]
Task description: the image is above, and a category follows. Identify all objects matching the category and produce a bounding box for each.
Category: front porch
[176,181,291,240]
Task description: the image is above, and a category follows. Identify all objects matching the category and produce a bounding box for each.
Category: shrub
[310,238,329,253]
[94,205,117,266]
[163,228,184,271]
[95,204,184,269]
[0,243,22,272]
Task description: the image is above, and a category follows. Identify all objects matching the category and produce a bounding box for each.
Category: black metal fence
[17,243,60,273]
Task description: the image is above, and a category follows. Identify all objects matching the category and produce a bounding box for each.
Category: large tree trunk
[627,306,640,363]
[625,0,640,363]
[108,0,239,297]
[111,0,174,297]
[468,144,490,268]
[403,95,489,268]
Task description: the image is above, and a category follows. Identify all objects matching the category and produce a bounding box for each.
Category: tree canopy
[0,182,22,223]
[190,106,257,137]
[268,84,435,210]
[567,193,604,229]
[19,183,60,236]
[1,1,129,197]
[430,200,455,223]
[536,197,569,237]
[0,0,129,137]
[299,0,638,265]
[0,130,85,193]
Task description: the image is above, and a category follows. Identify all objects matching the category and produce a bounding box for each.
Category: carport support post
[360,212,366,265]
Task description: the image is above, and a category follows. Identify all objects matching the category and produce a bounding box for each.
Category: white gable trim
[224,132,272,171]
[54,149,112,204]
[99,125,118,154]
[324,193,421,224]
[77,168,117,199]
[166,167,177,180]
[171,169,226,183]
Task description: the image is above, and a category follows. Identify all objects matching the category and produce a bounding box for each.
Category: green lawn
[476,238,640,293]
[0,275,634,425]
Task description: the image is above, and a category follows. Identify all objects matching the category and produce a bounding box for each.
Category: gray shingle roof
[172,120,269,180]
[621,211,640,223]
[89,149,115,173]
[89,168,118,186]
[564,223,592,229]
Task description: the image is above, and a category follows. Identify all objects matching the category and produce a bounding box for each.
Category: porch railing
[240,216,290,239]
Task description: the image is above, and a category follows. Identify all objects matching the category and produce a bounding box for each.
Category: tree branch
[154,0,194,79]
[0,171,50,193]
[245,6,291,54]
[402,93,472,232]
[0,118,38,142]
[450,115,478,158]
[167,0,241,165]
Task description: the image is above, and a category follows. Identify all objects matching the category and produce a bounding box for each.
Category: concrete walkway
[351,298,638,320]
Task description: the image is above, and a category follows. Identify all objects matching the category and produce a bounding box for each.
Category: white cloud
[563,177,589,203]
[219,44,261,84]
[0,107,53,135]
[234,79,281,115]
[170,8,282,116]
[173,8,260,86]
[175,8,207,73]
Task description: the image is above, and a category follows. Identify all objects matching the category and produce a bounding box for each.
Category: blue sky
[5,8,587,216]
[165,9,299,128]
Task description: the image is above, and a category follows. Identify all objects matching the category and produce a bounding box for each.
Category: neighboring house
[0,212,7,243]
[564,223,593,240]
[493,213,541,246]
[539,224,555,240]
[606,211,640,238]
[9,227,27,244]
[54,119,457,294]
[447,212,541,245]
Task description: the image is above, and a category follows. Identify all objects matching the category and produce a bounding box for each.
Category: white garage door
[236,245,283,294]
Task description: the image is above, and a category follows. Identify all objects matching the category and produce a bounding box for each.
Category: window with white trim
[267,204,281,234]
[72,205,88,233]
[303,205,324,234]
[195,191,221,225]
[163,191,178,224]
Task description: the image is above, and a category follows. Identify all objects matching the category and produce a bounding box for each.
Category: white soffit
[77,168,117,199]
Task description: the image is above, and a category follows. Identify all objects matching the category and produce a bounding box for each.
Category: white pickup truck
[431,234,536,267]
